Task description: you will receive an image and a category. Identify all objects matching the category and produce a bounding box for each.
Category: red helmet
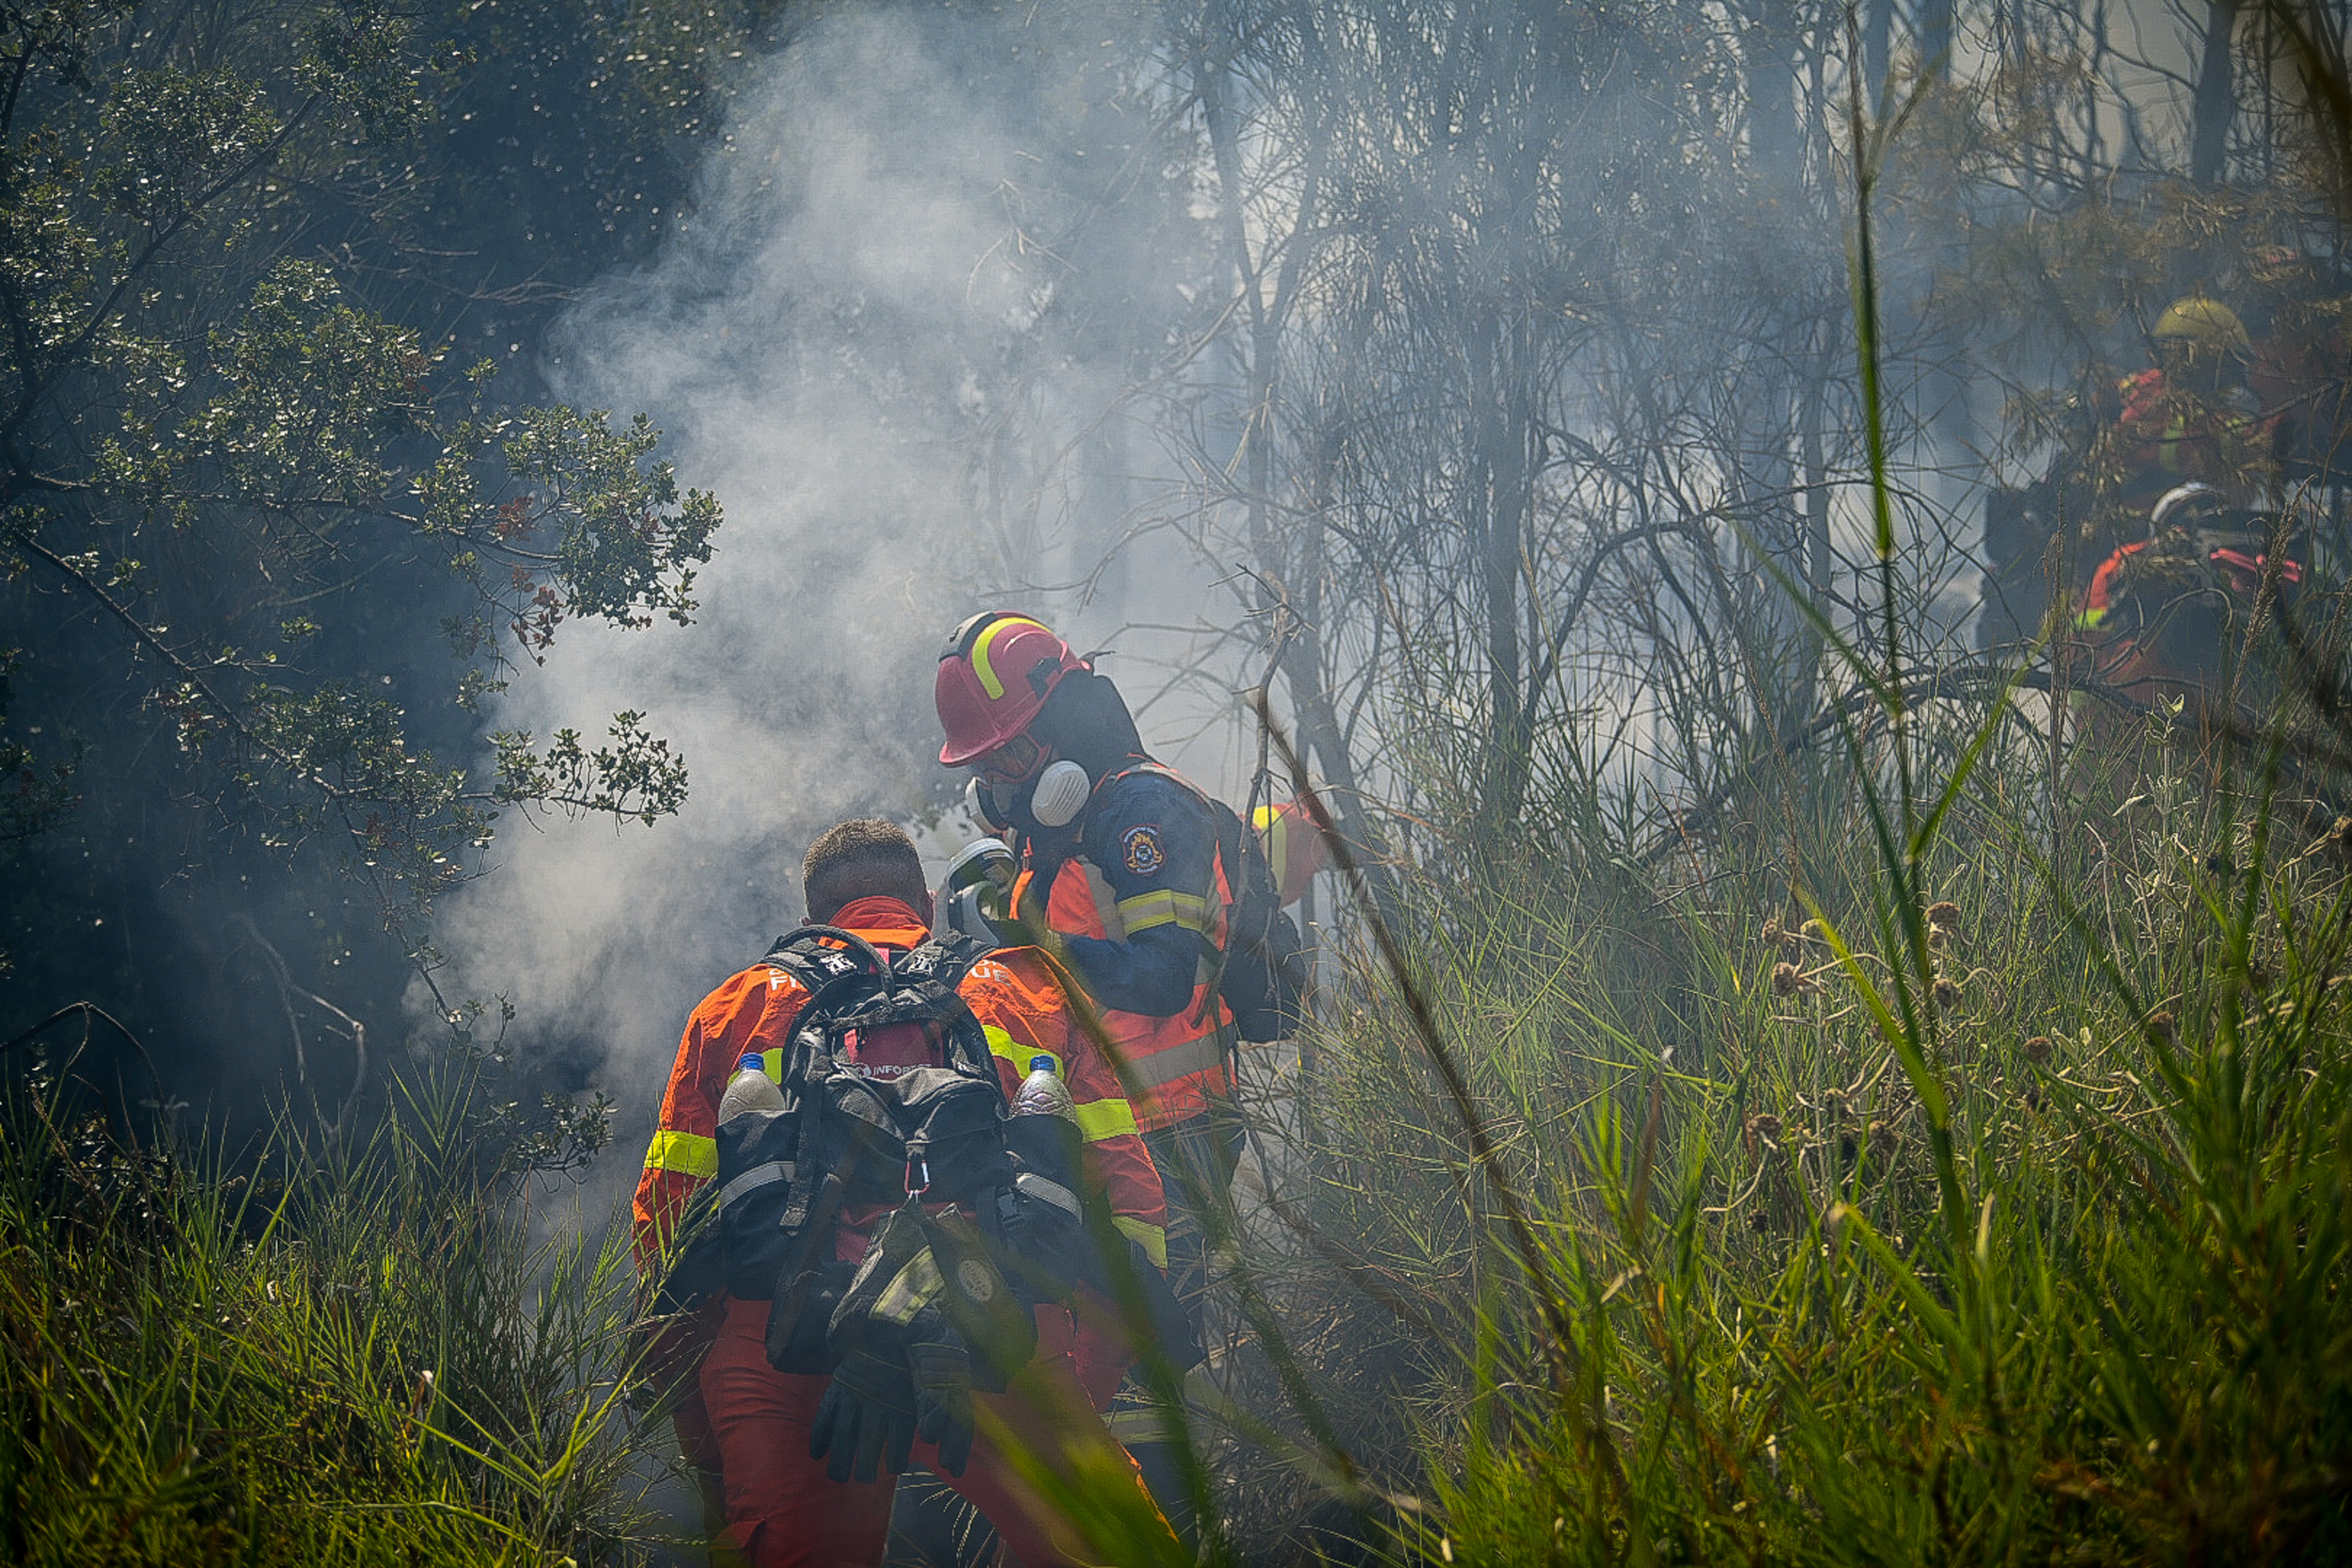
[936,612,1089,767]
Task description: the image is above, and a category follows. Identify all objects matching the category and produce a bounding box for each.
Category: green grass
[0,1060,664,1567]
[1243,703,2352,1564]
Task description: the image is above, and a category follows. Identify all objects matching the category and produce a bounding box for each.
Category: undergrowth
[0,1061,661,1567]
[1230,696,2352,1566]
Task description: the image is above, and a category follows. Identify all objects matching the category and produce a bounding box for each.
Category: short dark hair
[803,819,929,923]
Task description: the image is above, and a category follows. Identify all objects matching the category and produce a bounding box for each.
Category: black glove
[907,1338,977,1477]
[808,1347,917,1484]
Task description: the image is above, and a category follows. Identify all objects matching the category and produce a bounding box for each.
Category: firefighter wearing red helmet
[934,613,1240,1136]
[936,611,1247,1545]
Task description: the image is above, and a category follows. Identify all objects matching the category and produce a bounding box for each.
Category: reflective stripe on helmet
[972,615,1051,700]
[644,1128,718,1179]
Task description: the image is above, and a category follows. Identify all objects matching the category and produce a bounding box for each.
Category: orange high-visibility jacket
[633,895,1169,1277]
[1020,762,1236,1133]
[2114,368,2267,495]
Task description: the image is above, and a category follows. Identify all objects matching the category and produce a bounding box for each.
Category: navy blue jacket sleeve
[1059,772,1221,1018]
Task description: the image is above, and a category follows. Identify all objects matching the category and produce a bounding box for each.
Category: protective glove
[907,1338,977,1477]
[973,878,1043,949]
[808,1347,918,1484]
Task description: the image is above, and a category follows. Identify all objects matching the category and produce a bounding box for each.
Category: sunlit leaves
[93,67,279,224]
[488,709,689,826]
[162,258,434,509]
[0,1,725,932]
[244,681,486,907]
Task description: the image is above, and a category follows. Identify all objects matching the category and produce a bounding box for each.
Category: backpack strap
[891,932,997,1081]
[759,926,898,1236]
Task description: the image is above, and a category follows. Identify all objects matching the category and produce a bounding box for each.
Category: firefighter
[2101,296,2273,509]
[934,612,1253,1542]
[632,819,1174,1568]
[2071,480,2301,708]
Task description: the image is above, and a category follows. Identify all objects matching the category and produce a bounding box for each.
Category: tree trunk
[2193,0,2240,185]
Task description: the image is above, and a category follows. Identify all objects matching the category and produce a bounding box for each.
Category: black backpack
[656,926,1097,1373]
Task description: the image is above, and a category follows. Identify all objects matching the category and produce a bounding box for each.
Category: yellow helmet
[2151,297,2250,355]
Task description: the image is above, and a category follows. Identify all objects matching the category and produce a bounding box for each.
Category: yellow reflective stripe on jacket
[1113,1212,1169,1270]
[1115,887,1216,937]
[1072,1096,1139,1142]
[643,1128,718,1179]
[984,1026,1139,1144]
[1126,1030,1227,1092]
[984,1024,1060,1081]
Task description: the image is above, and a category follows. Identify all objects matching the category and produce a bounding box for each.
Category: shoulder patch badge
[1120,823,1166,876]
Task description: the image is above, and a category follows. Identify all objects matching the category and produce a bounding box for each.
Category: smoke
[419,5,1230,1212]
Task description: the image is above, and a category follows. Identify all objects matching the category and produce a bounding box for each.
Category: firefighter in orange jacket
[2098,297,2274,509]
[935,613,1248,1539]
[934,614,1244,1252]
[633,819,1172,1568]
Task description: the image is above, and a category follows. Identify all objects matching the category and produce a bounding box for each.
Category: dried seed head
[1925,900,1961,932]
[1743,1112,1783,1162]
[1761,915,1784,949]
[2146,1010,2176,1045]
[1772,961,1800,997]
[1933,974,1961,1008]
[2023,1034,2054,1064]
[1868,1119,1899,1163]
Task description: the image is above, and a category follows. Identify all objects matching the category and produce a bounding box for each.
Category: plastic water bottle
[1010,1055,1076,1122]
[717,1053,785,1122]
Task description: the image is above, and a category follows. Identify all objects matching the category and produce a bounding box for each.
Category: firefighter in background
[2071,480,2302,713]
[2095,296,2274,511]
[632,818,1174,1568]
[934,612,1254,1540]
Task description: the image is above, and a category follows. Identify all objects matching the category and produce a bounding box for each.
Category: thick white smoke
[420,7,1238,1214]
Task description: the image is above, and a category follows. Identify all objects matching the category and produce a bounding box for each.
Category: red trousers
[697,1295,1167,1568]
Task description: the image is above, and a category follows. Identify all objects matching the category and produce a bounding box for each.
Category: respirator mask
[966,751,1092,834]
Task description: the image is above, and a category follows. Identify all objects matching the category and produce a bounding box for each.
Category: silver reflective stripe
[715,1160,793,1210]
[1080,863,1127,939]
[1103,1407,1176,1444]
[1014,1171,1081,1218]
[1129,1031,1227,1091]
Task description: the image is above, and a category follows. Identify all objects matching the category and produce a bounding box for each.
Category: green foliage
[0,1056,660,1566]
[0,0,736,939]
[1240,675,2352,1566]
[1210,40,2352,1560]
